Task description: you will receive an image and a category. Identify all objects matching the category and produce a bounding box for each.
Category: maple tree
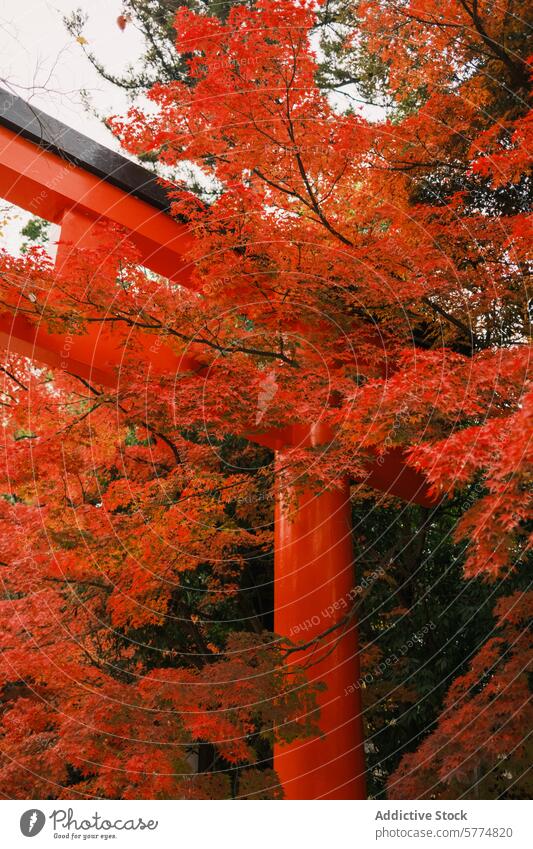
[0,0,531,798]
[386,589,533,799]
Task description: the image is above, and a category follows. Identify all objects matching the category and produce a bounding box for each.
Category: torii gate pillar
[274,427,365,799]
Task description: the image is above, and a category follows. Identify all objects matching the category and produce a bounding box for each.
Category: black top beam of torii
[0,86,171,211]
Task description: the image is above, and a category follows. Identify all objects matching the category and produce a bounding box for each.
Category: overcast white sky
[1,0,145,144]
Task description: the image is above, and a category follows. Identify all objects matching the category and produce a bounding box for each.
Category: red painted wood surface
[0,124,194,283]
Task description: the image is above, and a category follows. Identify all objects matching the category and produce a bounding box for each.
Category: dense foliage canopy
[0,0,531,798]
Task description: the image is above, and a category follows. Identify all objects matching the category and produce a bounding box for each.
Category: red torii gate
[0,90,435,800]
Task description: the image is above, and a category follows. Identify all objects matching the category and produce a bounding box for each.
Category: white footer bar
[4,799,530,848]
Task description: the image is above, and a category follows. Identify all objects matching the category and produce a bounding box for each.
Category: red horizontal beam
[0,125,194,283]
[0,310,203,388]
